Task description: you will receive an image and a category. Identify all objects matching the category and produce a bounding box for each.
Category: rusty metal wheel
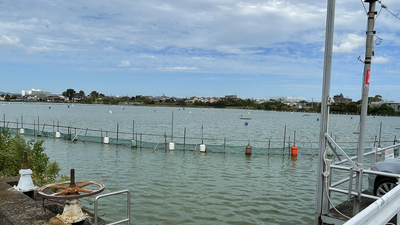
[37,169,105,200]
[37,180,105,200]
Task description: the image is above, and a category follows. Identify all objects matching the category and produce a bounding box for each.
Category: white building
[269,96,307,103]
[22,89,51,97]
[369,101,400,111]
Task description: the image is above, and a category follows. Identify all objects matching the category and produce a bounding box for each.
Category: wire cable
[378,1,400,21]
[360,0,368,15]
[323,148,351,220]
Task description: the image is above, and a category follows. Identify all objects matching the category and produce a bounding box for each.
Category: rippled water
[1,103,400,224]
[2,102,399,152]
[44,138,317,225]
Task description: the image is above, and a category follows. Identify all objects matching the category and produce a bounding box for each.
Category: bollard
[103,136,110,144]
[20,128,25,134]
[245,145,252,155]
[131,139,137,148]
[291,146,298,156]
[200,144,206,153]
[55,131,61,138]
[14,152,35,192]
[169,142,175,151]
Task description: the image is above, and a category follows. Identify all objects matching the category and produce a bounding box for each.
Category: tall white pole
[357,0,376,169]
[315,0,336,223]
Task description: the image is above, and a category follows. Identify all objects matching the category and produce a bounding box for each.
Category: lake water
[1,102,400,224]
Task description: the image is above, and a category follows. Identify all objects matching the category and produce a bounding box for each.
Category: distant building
[269,96,306,106]
[369,101,400,111]
[21,89,52,101]
[22,89,51,97]
[333,93,352,104]
[224,95,238,101]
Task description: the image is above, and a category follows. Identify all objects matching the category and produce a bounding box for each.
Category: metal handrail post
[94,190,131,225]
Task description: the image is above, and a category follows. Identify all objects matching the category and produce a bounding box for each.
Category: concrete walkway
[0,177,105,225]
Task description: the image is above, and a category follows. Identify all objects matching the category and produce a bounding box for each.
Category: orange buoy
[245,145,252,155]
[291,146,298,156]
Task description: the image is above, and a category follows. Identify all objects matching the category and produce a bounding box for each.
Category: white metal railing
[94,190,131,225]
[343,184,400,225]
[323,141,400,224]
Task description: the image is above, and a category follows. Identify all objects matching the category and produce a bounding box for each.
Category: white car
[367,158,400,197]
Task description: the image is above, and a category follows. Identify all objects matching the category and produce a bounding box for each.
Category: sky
[1,0,400,101]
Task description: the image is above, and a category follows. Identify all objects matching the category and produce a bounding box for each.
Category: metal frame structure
[321,144,400,224]
[94,190,131,225]
[314,0,395,224]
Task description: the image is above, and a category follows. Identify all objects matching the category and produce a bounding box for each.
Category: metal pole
[183,127,186,151]
[283,125,286,154]
[171,111,174,142]
[315,0,336,223]
[224,137,226,153]
[378,121,382,147]
[358,0,377,167]
[164,132,167,152]
[354,0,377,215]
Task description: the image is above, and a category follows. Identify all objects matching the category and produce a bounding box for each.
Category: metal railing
[344,184,400,225]
[94,190,131,225]
[324,139,400,224]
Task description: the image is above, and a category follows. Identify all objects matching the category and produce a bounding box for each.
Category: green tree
[120,96,130,103]
[77,90,85,97]
[0,132,61,185]
[90,91,99,101]
[62,88,76,101]
[369,95,382,102]
[176,99,187,106]
[5,94,10,101]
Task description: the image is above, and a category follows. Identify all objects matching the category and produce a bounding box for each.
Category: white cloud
[140,54,155,58]
[333,34,364,53]
[372,56,388,64]
[41,19,52,26]
[103,47,113,51]
[216,46,263,55]
[118,60,130,67]
[21,18,39,23]
[26,46,52,54]
[0,35,23,47]
[157,67,197,71]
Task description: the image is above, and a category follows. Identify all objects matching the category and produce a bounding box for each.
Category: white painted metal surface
[14,169,35,192]
[344,184,400,225]
[94,190,131,225]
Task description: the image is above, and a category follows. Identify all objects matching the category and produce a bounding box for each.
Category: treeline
[2,89,399,116]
